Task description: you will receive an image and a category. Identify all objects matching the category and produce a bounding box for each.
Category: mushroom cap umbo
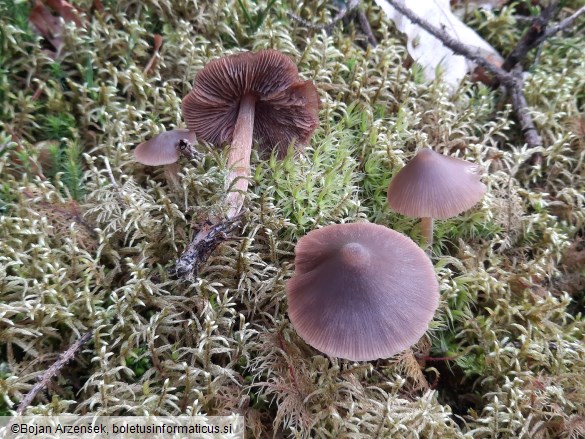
[182,49,319,157]
[134,129,197,166]
[286,222,439,361]
[387,148,486,220]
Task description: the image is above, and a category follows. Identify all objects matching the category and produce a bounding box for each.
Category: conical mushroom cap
[182,49,319,157]
[286,222,439,361]
[387,148,486,220]
[134,129,197,166]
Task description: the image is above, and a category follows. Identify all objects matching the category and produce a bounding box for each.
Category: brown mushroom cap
[387,148,486,220]
[182,49,319,157]
[134,129,197,166]
[286,222,439,361]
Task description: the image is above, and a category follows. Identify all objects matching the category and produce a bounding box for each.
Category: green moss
[125,346,151,380]
[0,0,31,34]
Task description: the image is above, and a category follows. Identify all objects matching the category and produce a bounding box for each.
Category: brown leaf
[44,0,83,27]
[23,188,98,251]
[29,0,64,51]
[563,241,585,269]
[29,0,84,54]
[92,0,104,13]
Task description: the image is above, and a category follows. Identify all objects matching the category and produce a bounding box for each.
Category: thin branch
[287,1,377,47]
[286,4,352,31]
[507,67,543,165]
[379,0,549,160]
[102,156,119,189]
[504,4,585,71]
[380,0,515,86]
[541,5,585,41]
[173,216,242,279]
[16,331,93,415]
[502,3,561,71]
[357,8,378,47]
[532,42,545,68]
[501,3,585,164]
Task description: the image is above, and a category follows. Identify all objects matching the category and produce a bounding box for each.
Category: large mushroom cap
[182,49,319,157]
[134,129,197,166]
[286,222,439,361]
[387,148,486,220]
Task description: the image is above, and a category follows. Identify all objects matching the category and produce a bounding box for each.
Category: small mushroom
[182,49,319,219]
[286,222,439,361]
[133,129,198,166]
[387,148,486,249]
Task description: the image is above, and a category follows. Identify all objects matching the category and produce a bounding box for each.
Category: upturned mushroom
[387,148,486,249]
[182,49,319,219]
[133,129,198,166]
[286,222,439,361]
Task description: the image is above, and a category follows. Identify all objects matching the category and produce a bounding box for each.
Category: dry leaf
[374,0,504,92]
[29,0,64,51]
[44,0,83,26]
[92,0,105,12]
[29,0,83,54]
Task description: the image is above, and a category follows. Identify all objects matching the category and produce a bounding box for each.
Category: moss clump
[1,1,585,437]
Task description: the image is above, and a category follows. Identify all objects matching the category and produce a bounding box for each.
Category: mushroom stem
[420,217,434,251]
[163,162,181,190]
[225,93,256,219]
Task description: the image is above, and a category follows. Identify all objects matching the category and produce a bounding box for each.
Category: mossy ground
[1,0,584,437]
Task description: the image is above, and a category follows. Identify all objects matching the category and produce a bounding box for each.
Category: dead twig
[382,1,585,164]
[380,0,514,84]
[102,156,119,189]
[529,5,585,69]
[507,66,543,165]
[540,5,585,42]
[357,8,378,47]
[502,3,560,72]
[502,3,585,164]
[102,155,132,208]
[500,3,585,164]
[288,0,377,47]
[380,0,579,166]
[16,331,93,415]
[287,0,358,31]
[173,215,242,279]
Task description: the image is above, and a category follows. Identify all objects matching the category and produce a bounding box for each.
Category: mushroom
[182,49,319,219]
[133,129,200,188]
[133,129,198,166]
[386,148,486,249]
[286,222,439,361]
